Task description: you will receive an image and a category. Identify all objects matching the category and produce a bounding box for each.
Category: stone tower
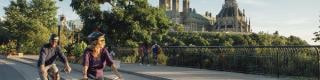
[214,0,251,32]
[183,0,190,13]
[172,0,179,13]
[159,0,172,10]
[225,0,237,7]
[172,0,179,18]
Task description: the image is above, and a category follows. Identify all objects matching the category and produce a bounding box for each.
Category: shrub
[71,41,87,57]
[157,48,168,65]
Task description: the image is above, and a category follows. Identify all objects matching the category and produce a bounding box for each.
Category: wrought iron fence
[113,46,320,79]
[162,46,320,79]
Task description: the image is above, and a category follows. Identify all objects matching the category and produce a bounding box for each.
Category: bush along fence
[162,46,320,79]
[113,46,320,79]
[112,47,168,65]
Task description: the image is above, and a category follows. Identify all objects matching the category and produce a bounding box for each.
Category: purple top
[82,47,113,78]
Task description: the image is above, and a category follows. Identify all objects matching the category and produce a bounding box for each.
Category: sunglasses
[51,40,58,43]
[99,39,105,42]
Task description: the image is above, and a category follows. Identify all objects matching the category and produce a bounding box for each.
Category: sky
[0,0,320,45]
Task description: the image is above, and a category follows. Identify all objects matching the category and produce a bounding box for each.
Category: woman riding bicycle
[82,32,123,80]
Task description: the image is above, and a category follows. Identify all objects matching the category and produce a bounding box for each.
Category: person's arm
[111,64,123,79]
[57,47,71,72]
[82,66,88,79]
[57,47,68,64]
[151,45,155,50]
[39,47,47,73]
[104,48,123,79]
[82,52,89,79]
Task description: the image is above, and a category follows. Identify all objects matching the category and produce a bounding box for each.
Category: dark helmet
[87,32,105,43]
[49,33,59,41]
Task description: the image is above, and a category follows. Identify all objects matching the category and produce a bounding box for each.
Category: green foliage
[165,32,308,46]
[70,0,174,47]
[114,48,139,63]
[172,24,184,32]
[0,45,5,54]
[164,46,319,78]
[287,36,308,45]
[29,0,58,29]
[0,40,17,55]
[2,0,72,54]
[313,15,320,42]
[71,41,87,57]
[156,48,168,64]
[0,20,11,43]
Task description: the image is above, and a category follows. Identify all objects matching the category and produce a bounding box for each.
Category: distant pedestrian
[141,42,150,66]
[138,43,144,65]
[151,42,161,65]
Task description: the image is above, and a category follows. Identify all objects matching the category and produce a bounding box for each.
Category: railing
[162,46,320,79]
[113,46,320,79]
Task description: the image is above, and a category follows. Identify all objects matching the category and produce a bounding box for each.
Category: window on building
[227,25,233,28]
[220,26,225,28]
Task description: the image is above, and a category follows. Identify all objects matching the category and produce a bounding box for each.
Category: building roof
[217,0,245,17]
[217,7,244,17]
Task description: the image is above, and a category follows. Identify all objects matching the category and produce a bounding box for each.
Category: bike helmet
[87,32,105,43]
[49,33,59,41]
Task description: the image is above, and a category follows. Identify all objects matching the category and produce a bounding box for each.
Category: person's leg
[146,53,149,65]
[50,64,60,80]
[153,53,158,65]
[39,69,48,80]
[39,65,52,80]
[143,53,148,64]
[139,55,143,65]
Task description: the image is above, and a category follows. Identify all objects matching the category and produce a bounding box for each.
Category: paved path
[22,55,296,80]
[4,56,82,80]
[21,55,152,80]
[120,64,293,80]
[0,58,38,80]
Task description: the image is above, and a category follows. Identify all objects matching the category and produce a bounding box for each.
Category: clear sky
[1,0,320,45]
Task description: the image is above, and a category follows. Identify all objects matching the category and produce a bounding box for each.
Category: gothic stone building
[214,0,251,32]
[159,0,251,32]
[159,0,215,32]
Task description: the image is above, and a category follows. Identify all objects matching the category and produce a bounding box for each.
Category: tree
[29,0,58,30]
[173,24,184,32]
[273,30,279,36]
[70,0,173,47]
[0,19,11,44]
[313,15,320,42]
[3,0,58,53]
[287,35,308,45]
[231,35,247,46]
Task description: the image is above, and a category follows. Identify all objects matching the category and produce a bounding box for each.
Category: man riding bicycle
[37,34,72,80]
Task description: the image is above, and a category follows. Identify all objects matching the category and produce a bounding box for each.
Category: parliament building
[159,0,252,33]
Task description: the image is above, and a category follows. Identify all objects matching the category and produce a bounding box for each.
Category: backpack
[153,45,159,54]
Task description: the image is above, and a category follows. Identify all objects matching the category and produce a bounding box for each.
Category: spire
[249,18,251,26]
[225,0,238,7]
[172,0,179,13]
[246,18,248,24]
[225,0,236,2]
[159,0,171,10]
[183,0,190,13]
[243,9,245,16]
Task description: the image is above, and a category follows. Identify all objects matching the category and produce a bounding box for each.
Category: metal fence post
[314,47,320,80]
[155,46,319,79]
[277,47,280,78]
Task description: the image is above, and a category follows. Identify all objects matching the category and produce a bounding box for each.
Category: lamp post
[59,14,66,45]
